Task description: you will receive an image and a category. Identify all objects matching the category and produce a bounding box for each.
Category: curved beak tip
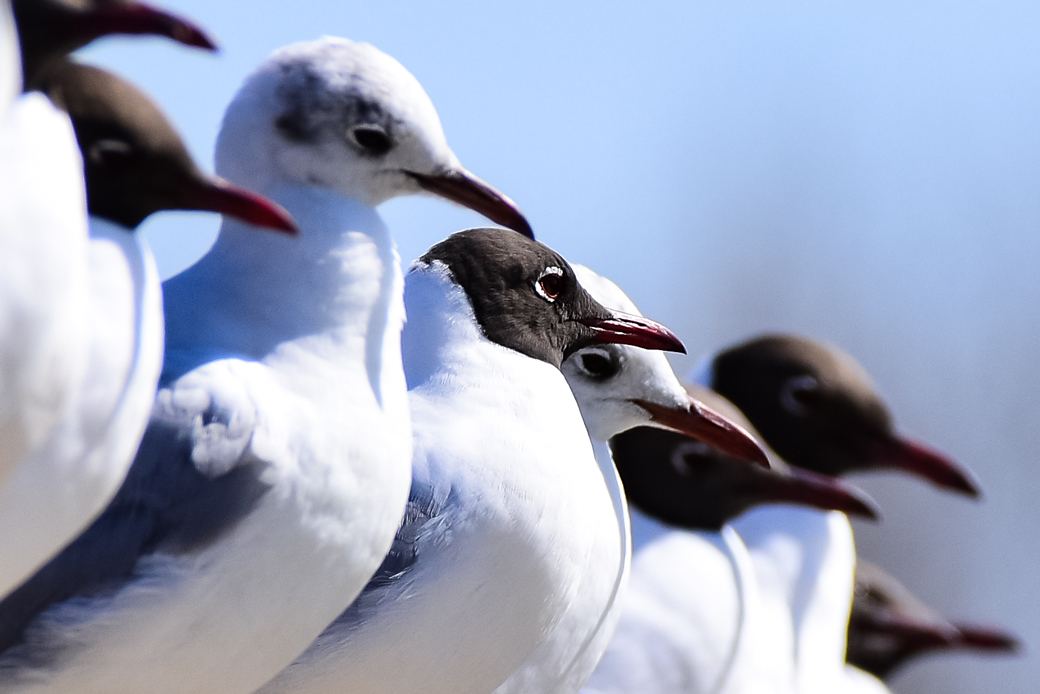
[406,169,534,239]
[633,398,770,469]
[118,3,219,52]
[885,437,983,499]
[174,23,219,52]
[580,312,686,355]
[954,625,1023,653]
[190,178,300,236]
[849,494,882,522]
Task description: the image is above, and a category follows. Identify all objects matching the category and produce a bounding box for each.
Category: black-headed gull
[259,229,686,694]
[0,0,216,495]
[489,264,767,694]
[584,386,876,694]
[699,334,980,693]
[846,560,1018,689]
[0,60,296,599]
[0,0,222,594]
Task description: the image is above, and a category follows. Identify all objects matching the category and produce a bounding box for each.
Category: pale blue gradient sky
[81,3,1040,692]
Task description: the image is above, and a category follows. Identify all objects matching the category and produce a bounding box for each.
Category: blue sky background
[81,2,1040,691]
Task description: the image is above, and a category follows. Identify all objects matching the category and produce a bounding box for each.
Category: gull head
[704,334,980,495]
[216,37,530,235]
[563,265,767,466]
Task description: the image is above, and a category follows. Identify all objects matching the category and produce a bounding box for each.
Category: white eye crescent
[534,266,564,302]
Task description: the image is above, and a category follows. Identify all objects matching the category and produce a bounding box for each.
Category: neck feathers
[163,185,400,377]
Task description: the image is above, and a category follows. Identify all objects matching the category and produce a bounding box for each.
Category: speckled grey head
[560,265,768,466]
[215,38,531,236]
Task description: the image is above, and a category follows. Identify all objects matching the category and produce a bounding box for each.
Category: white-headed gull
[0,38,529,694]
[258,228,686,694]
[489,264,767,694]
[584,386,876,694]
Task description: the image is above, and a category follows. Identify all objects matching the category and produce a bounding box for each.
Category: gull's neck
[162,183,402,384]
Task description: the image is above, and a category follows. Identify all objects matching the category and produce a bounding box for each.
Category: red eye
[536,267,564,302]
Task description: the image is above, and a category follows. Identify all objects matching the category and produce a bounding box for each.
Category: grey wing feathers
[0,362,271,660]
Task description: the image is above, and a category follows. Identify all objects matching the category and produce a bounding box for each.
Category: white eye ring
[534,266,564,302]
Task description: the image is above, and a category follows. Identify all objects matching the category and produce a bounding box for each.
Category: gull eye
[781,374,822,416]
[535,266,564,302]
[88,139,133,167]
[575,347,620,380]
[670,440,714,476]
[350,125,392,155]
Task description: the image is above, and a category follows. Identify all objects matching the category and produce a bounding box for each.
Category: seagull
[0,0,216,492]
[0,59,297,599]
[697,334,981,694]
[0,38,529,694]
[259,228,686,694]
[845,560,1019,688]
[583,386,877,694]
[0,0,216,524]
[491,265,768,694]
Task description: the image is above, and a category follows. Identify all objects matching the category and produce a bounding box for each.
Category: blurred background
[81,1,1039,691]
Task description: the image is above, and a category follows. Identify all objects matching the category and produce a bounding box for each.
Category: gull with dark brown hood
[848,561,1019,681]
[706,334,979,496]
[611,383,879,532]
[473,265,769,694]
[0,60,295,608]
[584,377,877,694]
[260,230,686,694]
[696,334,980,693]
[0,0,218,539]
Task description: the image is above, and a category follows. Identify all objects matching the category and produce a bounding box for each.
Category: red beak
[870,435,981,498]
[406,168,533,238]
[180,178,299,235]
[631,396,770,468]
[756,465,881,520]
[79,3,218,51]
[859,609,961,647]
[952,623,1021,653]
[578,311,686,355]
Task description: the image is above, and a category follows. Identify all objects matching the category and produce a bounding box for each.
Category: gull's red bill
[182,177,299,236]
[578,311,686,355]
[952,623,1021,652]
[870,435,981,498]
[80,2,218,51]
[632,396,770,468]
[758,465,880,520]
